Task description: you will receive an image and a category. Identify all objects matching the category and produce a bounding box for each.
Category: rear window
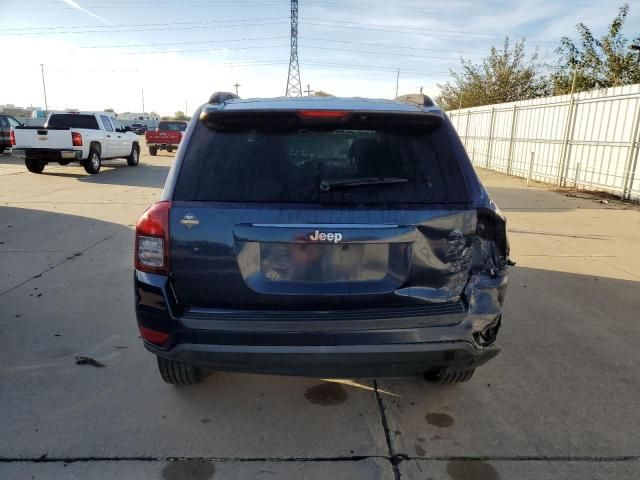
[174,121,470,205]
[47,114,99,130]
[159,121,187,131]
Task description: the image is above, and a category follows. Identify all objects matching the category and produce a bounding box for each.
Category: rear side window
[48,114,99,130]
[159,121,187,131]
[101,115,113,131]
[174,121,470,205]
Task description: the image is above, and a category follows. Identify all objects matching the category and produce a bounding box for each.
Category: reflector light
[10,130,16,146]
[139,325,170,345]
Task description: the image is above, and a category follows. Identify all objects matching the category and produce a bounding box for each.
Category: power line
[1,16,561,47]
[0,20,288,36]
[302,20,559,45]
[123,44,288,56]
[300,44,475,61]
[1,17,288,31]
[72,35,484,58]
[77,35,289,49]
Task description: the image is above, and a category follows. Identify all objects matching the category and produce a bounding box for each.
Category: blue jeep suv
[134,92,510,385]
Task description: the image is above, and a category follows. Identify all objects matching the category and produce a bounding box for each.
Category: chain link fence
[447,83,640,201]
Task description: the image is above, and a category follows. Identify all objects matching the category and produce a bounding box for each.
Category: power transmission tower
[233,82,241,96]
[304,84,314,96]
[285,0,302,97]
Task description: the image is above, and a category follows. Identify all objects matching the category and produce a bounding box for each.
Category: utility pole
[304,84,314,96]
[233,82,241,96]
[419,86,423,94]
[40,64,49,113]
[570,64,578,96]
[395,68,400,98]
[285,0,302,97]
[141,88,145,114]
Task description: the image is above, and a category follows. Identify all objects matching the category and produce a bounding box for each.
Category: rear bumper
[146,143,179,149]
[12,148,82,161]
[134,270,507,377]
[146,341,499,377]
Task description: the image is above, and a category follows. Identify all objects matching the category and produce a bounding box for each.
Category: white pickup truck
[11,112,140,174]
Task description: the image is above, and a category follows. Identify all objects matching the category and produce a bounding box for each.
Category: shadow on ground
[1,206,639,463]
[41,163,171,188]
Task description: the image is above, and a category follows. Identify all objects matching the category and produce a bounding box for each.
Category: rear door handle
[106,135,111,138]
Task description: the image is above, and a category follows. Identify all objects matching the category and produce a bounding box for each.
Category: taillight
[298,110,350,119]
[72,132,83,146]
[135,201,171,274]
[10,130,16,146]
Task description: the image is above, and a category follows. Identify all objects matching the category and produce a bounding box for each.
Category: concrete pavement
[1,150,639,479]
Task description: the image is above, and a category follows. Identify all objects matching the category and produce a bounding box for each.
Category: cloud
[60,0,113,26]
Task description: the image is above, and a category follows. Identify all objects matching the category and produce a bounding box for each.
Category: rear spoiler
[199,108,444,133]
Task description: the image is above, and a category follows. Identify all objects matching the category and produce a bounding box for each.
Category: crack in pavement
[373,380,404,480]
[0,226,129,297]
[1,454,638,464]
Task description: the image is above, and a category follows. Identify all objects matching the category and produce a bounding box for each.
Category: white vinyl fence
[447,84,640,201]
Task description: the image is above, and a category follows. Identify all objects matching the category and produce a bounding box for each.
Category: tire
[157,356,203,385]
[167,147,174,153]
[127,144,140,166]
[424,368,475,384]
[83,148,101,174]
[0,147,5,154]
[149,146,158,156]
[25,157,45,173]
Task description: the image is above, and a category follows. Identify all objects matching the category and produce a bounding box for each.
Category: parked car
[11,111,140,174]
[134,92,511,385]
[0,114,24,153]
[144,120,187,156]
[131,123,148,134]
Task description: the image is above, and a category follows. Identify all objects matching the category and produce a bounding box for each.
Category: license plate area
[260,242,388,282]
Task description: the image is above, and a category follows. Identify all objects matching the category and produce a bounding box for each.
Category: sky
[1,0,638,116]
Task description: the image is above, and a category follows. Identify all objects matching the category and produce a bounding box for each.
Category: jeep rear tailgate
[167,110,482,311]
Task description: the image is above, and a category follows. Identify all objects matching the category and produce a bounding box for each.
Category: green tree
[436,38,549,110]
[174,111,188,120]
[104,108,114,113]
[313,91,333,97]
[552,4,640,94]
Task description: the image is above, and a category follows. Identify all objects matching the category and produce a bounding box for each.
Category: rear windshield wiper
[319,177,408,192]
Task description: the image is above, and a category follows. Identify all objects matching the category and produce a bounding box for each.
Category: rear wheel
[25,157,45,173]
[149,146,158,156]
[127,144,140,166]
[167,147,174,153]
[83,148,101,174]
[157,357,203,385]
[424,368,475,384]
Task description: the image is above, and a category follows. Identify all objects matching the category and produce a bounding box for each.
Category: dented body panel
[134,96,510,377]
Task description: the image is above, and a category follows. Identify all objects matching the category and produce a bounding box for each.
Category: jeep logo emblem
[309,230,343,243]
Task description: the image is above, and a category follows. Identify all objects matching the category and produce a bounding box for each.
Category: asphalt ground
[1,143,639,479]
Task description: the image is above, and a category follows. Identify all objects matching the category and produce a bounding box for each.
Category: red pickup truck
[144,121,188,156]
